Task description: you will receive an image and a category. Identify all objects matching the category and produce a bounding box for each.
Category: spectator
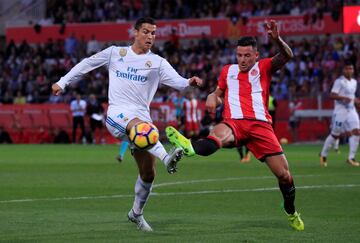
[86,35,101,55]
[64,33,78,57]
[13,91,26,104]
[70,93,87,143]
[0,126,12,144]
[86,94,105,144]
[53,128,71,144]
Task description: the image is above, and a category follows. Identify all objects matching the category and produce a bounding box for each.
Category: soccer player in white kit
[320,62,360,167]
[51,17,203,231]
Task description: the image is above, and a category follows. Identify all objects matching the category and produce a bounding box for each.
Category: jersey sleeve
[331,79,341,94]
[260,58,273,75]
[159,58,189,91]
[217,65,230,91]
[56,46,114,90]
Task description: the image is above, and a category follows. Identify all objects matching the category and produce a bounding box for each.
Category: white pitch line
[152,174,326,188]
[1,184,359,204]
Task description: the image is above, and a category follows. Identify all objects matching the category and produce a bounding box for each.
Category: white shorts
[105,108,152,140]
[331,109,360,136]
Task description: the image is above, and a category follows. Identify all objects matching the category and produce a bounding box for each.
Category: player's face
[236,46,259,72]
[343,65,354,79]
[134,23,156,51]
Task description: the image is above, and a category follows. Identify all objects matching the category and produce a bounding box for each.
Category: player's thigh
[331,112,346,136]
[345,111,360,135]
[265,154,291,182]
[133,150,156,182]
[209,123,235,147]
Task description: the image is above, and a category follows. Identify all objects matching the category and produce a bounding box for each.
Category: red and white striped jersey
[183,98,199,123]
[218,58,273,123]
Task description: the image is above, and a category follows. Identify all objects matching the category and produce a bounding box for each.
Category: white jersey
[331,75,357,112]
[57,45,189,121]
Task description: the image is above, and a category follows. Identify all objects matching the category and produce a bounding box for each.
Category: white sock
[348,135,359,160]
[334,138,339,150]
[132,175,153,215]
[147,141,168,164]
[321,135,336,157]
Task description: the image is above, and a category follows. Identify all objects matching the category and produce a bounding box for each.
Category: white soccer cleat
[164,147,184,174]
[127,209,153,232]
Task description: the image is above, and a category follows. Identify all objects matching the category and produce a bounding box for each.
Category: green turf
[0,144,359,242]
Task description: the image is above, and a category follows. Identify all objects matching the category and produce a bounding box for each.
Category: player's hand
[264,20,279,40]
[189,76,203,87]
[342,97,352,104]
[206,93,218,115]
[355,98,360,106]
[52,83,63,96]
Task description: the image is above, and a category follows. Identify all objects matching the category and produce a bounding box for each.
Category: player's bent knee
[140,172,155,183]
[277,170,292,184]
[352,129,360,136]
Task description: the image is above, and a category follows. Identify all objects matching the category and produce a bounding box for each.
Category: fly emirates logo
[116,67,148,83]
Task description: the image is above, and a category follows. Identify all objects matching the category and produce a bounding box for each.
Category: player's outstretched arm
[55,46,113,91]
[264,20,294,72]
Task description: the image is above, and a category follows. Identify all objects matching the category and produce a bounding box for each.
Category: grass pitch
[0,144,359,242]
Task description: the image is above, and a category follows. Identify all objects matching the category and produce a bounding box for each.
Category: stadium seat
[24,109,51,128]
[0,110,16,129]
[49,110,72,129]
[15,113,33,129]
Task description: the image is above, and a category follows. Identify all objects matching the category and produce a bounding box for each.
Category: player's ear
[133,28,139,38]
[255,51,259,59]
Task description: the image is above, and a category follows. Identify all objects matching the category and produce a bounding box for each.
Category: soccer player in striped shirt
[166,20,304,231]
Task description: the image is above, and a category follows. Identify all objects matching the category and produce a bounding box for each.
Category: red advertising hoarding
[343,6,360,33]
[6,14,342,44]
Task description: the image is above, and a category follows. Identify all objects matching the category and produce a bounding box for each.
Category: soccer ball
[128,122,159,150]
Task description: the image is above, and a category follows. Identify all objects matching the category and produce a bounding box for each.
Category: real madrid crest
[145,60,152,68]
[119,48,127,57]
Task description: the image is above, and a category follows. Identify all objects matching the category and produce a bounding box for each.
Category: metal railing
[2,0,45,28]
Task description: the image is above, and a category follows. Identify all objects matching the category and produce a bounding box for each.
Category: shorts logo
[145,61,152,68]
[251,69,258,76]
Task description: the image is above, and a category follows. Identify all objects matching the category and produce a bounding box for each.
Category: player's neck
[131,44,149,55]
[344,75,352,81]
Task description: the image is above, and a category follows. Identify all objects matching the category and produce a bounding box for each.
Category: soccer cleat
[165,126,195,156]
[319,155,327,167]
[127,209,153,232]
[116,155,124,162]
[164,147,184,174]
[346,158,360,167]
[285,210,304,231]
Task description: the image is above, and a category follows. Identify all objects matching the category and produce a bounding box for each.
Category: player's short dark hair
[344,59,353,67]
[134,17,156,30]
[237,37,257,50]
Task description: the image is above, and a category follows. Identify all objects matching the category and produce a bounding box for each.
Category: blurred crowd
[0,31,359,105]
[0,0,357,105]
[42,0,353,24]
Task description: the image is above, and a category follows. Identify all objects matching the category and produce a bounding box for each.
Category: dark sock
[191,138,219,156]
[279,178,296,214]
[237,147,244,159]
